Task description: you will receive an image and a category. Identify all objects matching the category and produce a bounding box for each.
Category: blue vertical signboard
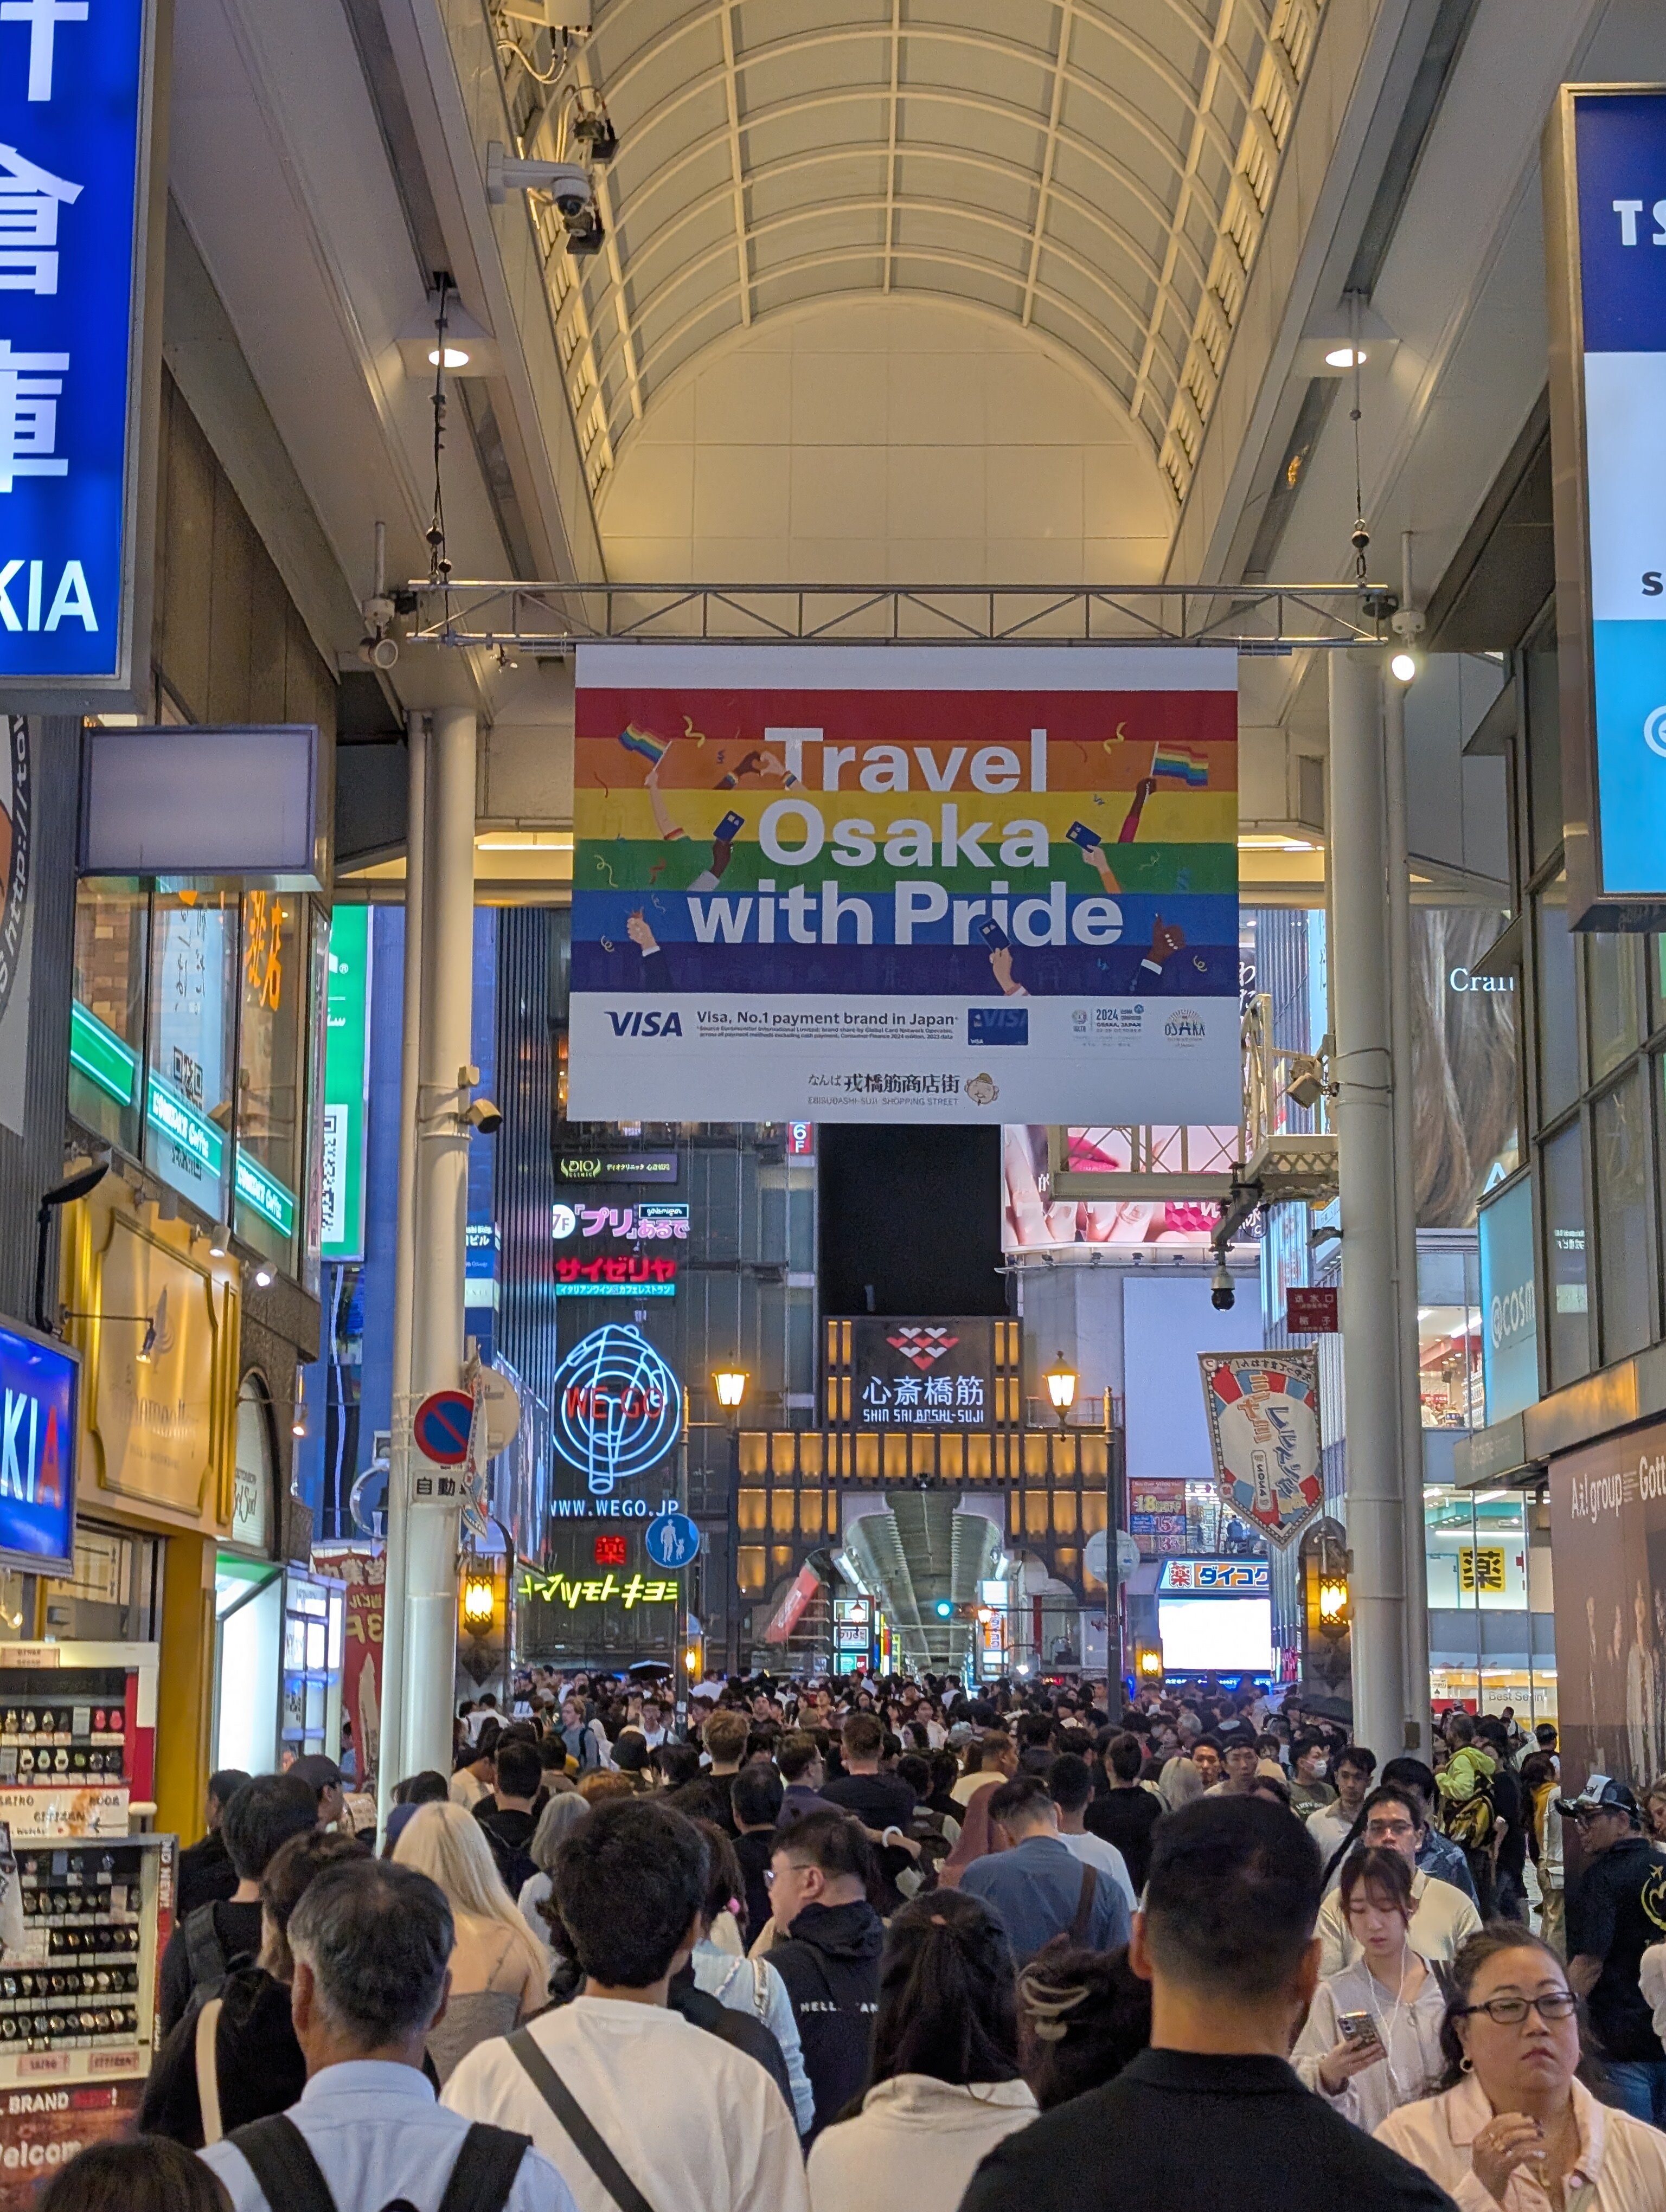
[1547,87,1666,925]
[0,0,154,691]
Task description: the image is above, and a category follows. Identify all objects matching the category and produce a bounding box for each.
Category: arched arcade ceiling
[511,0,1329,538]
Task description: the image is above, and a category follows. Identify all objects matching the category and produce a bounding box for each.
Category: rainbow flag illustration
[1152,744,1209,786]
[618,723,667,766]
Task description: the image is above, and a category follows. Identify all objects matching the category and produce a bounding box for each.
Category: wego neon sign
[550,1324,682,1496]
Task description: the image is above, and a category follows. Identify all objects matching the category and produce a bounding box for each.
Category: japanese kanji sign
[551,1199,688,1298]
[848,1316,994,1430]
[0,0,158,688]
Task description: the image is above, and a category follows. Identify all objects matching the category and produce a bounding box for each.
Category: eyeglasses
[1458,1992,1579,2025]
[1363,1818,1415,1840]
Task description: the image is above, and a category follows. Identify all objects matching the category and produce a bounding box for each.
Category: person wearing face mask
[1293,1848,1446,2134]
[1317,1789,1482,1978]
[1289,1735,1338,1822]
[1376,1927,1666,2208]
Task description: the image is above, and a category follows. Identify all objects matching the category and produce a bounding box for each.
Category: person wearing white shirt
[805,1891,1036,2212]
[199,1857,573,2212]
[1048,1754,1137,1912]
[1377,1927,1666,2211]
[1316,1786,1480,1978]
[1292,1847,1446,2134]
[1306,1745,1377,1870]
[445,1796,808,2212]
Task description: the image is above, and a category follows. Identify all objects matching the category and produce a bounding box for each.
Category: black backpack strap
[508,2029,657,2212]
[226,2114,339,2212]
[435,2124,532,2212]
[1068,1862,1099,1946]
[184,1902,229,1993]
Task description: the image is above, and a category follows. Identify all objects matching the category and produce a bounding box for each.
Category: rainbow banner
[572,644,1239,1123]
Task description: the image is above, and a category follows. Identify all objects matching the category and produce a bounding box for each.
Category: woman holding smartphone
[1292,1848,1445,2133]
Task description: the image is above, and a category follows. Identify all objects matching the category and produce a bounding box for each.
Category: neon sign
[517,1568,679,1610]
[550,1324,682,1496]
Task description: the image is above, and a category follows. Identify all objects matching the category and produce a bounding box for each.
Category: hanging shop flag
[571,644,1239,1122]
[1545,87,1666,924]
[321,906,371,1262]
[0,0,163,693]
[1197,1351,1323,1549]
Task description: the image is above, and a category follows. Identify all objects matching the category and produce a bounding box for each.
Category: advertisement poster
[572,644,1239,1122]
[1003,1123,1231,1253]
[1548,1419,1666,1791]
[320,907,371,1263]
[1197,1352,1323,1549]
[331,1550,383,1787]
[849,1319,994,1429]
[552,1199,688,1298]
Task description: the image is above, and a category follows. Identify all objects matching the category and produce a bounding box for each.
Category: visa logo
[607,1010,684,1037]
[969,1006,1028,1046]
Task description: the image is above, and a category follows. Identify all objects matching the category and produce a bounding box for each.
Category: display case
[0,1831,175,2203]
[0,1649,158,1840]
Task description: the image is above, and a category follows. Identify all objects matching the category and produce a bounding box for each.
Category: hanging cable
[1348,291,1370,584]
[428,274,452,587]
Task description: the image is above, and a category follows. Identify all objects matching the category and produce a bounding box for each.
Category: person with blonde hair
[392,1801,548,2081]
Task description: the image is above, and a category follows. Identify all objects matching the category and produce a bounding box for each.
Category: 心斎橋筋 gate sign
[571,644,1239,1123]
[0,0,161,693]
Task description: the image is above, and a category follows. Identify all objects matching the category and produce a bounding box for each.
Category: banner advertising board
[320,906,371,1262]
[849,1318,994,1429]
[572,645,1239,1121]
[1547,1415,1666,1791]
[1197,1352,1323,1550]
[1545,87,1666,924]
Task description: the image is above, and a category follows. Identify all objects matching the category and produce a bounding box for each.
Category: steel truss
[399,579,1394,652]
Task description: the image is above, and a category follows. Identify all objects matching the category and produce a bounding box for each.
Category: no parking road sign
[414,1390,475,1466]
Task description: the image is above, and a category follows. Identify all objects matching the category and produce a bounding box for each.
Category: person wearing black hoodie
[473,1737,541,1898]
[765,1809,885,2142]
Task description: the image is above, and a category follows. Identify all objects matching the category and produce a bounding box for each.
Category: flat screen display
[1157,1595,1273,1674]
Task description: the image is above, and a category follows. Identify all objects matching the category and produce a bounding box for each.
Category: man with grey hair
[199,1859,574,2212]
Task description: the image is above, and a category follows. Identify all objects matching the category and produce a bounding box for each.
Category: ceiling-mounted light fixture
[1324,344,1367,369]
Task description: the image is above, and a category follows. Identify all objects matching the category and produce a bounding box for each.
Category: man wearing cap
[1564,1774,1666,2125]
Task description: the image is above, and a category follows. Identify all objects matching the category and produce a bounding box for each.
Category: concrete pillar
[401,705,477,1781]
[1329,649,1409,1761]
[1383,674,1432,1756]
[376,713,426,1837]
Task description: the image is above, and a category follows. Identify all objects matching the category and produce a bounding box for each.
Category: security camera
[467,1097,504,1135]
[486,143,593,211]
[1210,1261,1235,1313]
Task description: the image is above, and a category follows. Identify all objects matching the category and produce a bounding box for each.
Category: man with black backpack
[475,1740,542,1899]
[160,1773,319,2035]
[199,1857,571,2212]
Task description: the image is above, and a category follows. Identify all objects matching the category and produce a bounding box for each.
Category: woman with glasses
[1376,1927,1666,2207]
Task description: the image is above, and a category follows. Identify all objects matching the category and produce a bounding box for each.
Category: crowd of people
[33,1668,1666,2211]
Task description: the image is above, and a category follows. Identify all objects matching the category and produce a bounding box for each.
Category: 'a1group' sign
[0,0,158,690]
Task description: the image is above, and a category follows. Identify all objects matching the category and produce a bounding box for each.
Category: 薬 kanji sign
[0,0,159,691]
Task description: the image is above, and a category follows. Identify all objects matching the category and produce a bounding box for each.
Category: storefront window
[39,1524,163,1643]
[1543,1121,1591,1389]
[1595,1070,1652,1362]
[144,884,236,1217]
[1587,934,1642,1085]
[1425,1485,1556,1724]
[1416,1244,1482,1427]
[1535,883,1580,1123]
[234,889,304,1264]
[69,882,147,1155]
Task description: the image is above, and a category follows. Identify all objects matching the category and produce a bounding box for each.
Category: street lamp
[461,1567,496,1638]
[714,1367,749,1679]
[1045,1353,1078,1427]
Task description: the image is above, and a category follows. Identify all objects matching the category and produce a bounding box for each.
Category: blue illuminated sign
[552,1324,682,1497]
[1549,89,1666,917]
[0,1319,75,1571]
[1478,1172,1538,1425]
[0,0,153,685]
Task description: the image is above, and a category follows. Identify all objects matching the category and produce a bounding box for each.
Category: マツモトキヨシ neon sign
[550,1324,683,1497]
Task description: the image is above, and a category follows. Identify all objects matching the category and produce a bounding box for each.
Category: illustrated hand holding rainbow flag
[1150,743,1209,787]
[618,723,668,767]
